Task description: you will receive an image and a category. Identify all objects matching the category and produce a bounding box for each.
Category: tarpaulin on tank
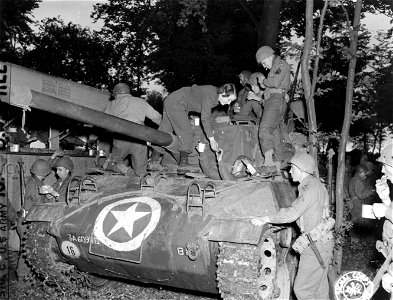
[205,124,263,180]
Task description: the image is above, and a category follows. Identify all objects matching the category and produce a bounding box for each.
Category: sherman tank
[6,80,299,299]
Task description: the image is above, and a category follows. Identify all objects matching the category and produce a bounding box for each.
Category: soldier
[105,83,162,176]
[148,83,237,173]
[44,156,74,203]
[372,143,393,293]
[251,152,334,300]
[255,46,290,175]
[348,164,376,244]
[230,70,262,122]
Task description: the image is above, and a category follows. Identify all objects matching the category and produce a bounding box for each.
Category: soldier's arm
[144,103,162,125]
[201,98,215,138]
[268,186,314,223]
[263,60,290,88]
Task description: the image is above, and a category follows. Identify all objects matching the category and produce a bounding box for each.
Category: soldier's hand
[376,176,391,206]
[208,137,219,152]
[382,272,393,293]
[51,149,64,160]
[372,203,389,219]
[250,216,270,227]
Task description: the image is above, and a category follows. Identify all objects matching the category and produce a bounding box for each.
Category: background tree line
[0,0,392,151]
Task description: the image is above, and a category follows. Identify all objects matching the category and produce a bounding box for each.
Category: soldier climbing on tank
[147,83,237,174]
[230,70,262,123]
[251,152,335,300]
[255,46,291,176]
[104,83,162,176]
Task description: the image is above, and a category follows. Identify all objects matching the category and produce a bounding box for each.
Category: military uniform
[259,55,290,155]
[268,175,333,300]
[231,87,262,121]
[105,94,162,176]
[158,85,220,153]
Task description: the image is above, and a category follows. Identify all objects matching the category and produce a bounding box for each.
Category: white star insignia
[107,203,151,238]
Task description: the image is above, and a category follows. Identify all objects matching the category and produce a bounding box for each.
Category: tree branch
[236,0,259,29]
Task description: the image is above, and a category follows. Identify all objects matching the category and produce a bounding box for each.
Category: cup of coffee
[196,142,206,153]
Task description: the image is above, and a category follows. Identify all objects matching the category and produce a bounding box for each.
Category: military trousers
[294,239,334,300]
[258,93,287,154]
[112,138,147,176]
[159,90,193,153]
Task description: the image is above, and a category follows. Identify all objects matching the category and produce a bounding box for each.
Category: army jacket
[180,85,219,139]
[105,94,162,125]
[269,175,329,233]
[24,175,47,211]
[263,55,290,91]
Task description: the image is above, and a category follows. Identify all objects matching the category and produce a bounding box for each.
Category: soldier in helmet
[104,83,162,176]
[251,153,334,300]
[230,70,262,122]
[148,83,237,173]
[16,158,53,286]
[255,46,291,175]
[44,156,74,203]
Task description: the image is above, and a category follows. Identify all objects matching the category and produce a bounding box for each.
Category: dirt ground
[9,232,391,300]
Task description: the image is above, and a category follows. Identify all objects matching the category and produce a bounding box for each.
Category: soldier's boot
[177,151,199,174]
[147,150,166,171]
[115,163,136,177]
[259,149,278,176]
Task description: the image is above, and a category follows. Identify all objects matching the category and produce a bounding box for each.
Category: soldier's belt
[292,217,335,254]
[267,88,286,94]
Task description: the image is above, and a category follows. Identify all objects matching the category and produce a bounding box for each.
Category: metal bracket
[140,172,167,192]
[186,181,216,216]
[66,175,97,206]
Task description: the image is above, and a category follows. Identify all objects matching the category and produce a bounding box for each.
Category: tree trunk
[301,0,319,172]
[236,0,283,49]
[334,0,363,274]
[259,0,283,47]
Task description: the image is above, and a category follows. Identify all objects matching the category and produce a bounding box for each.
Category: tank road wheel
[23,222,74,292]
[217,236,281,300]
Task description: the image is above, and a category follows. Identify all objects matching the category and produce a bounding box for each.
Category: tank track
[22,222,82,293]
[217,237,282,300]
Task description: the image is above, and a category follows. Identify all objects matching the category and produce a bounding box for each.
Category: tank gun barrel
[30,90,177,149]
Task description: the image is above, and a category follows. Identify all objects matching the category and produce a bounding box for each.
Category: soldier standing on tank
[251,152,334,300]
[255,46,290,175]
[147,83,237,173]
[105,83,162,176]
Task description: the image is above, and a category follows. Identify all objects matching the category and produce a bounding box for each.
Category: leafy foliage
[0,0,41,63]
[22,18,114,89]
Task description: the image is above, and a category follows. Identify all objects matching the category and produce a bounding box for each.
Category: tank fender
[25,203,66,222]
[198,219,262,245]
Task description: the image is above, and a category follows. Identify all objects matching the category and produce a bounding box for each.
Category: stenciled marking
[334,271,373,300]
[93,197,161,252]
[61,241,81,258]
[67,234,100,245]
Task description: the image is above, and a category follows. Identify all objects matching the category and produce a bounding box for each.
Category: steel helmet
[248,72,265,87]
[31,159,52,176]
[54,157,74,172]
[290,152,315,174]
[113,83,130,96]
[380,143,393,165]
[256,46,274,63]
[239,70,252,80]
[355,164,368,174]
